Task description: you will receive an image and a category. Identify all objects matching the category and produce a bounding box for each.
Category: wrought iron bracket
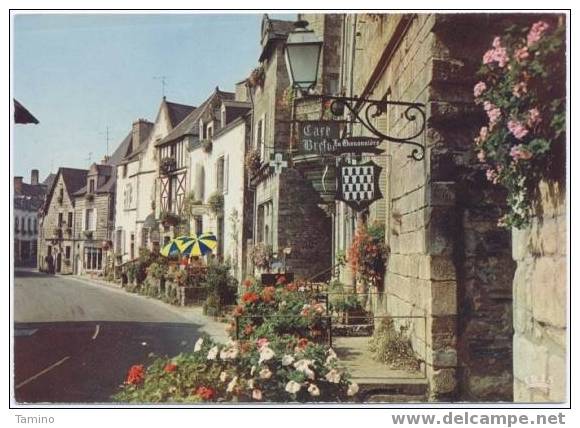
[317,95,427,161]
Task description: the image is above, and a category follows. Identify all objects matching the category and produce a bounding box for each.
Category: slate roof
[43,173,56,189]
[259,16,295,61]
[156,89,234,147]
[14,99,39,124]
[165,100,196,128]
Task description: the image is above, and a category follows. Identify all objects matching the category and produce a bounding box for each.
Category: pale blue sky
[12,13,295,181]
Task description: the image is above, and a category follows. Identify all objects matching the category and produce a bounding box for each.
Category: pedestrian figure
[47,254,55,275]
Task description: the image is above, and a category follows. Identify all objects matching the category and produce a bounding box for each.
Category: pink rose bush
[473,18,565,228]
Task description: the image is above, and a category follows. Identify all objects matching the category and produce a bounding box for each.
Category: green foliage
[202,261,237,315]
[368,318,421,372]
[147,261,168,280]
[473,19,566,228]
[207,192,224,216]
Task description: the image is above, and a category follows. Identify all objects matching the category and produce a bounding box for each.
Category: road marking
[15,356,71,389]
[92,324,100,340]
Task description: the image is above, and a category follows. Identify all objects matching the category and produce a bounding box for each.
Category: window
[33,218,37,233]
[194,216,203,235]
[124,183,133,209]
[115,229,123,254]
[15,217,19,233]
[84,208,96,231]
[130,233,135,260]
[65,246,71,260]
[216,157,225,193]
[207,124,213,140]
[89,179,95,193]
[27,218,31,233]
[169,175,178,213]
[67,212,73,228]
[84,247,103,270]
[123,164,128,178]
[58,212,63,227]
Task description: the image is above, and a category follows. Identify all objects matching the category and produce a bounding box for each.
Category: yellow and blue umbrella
[160,239,181,257]
[179,233,218,257]
[174,235,195,249]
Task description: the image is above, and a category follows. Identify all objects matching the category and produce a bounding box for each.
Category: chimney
[14,176,23,194]
[131,119,152,154]
[31,169,39,185]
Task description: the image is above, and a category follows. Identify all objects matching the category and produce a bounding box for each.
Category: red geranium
[243,278,253,288]
[296,338,309,350]
[242,291,260,304]
[262,286,276,303]
[196,386,215,400]
[126,364,145,385]
[164,363,177,373]
[232,305,245,316]
[276,275,287,285]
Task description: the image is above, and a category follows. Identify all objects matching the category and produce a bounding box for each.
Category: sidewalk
[65,274,229,343]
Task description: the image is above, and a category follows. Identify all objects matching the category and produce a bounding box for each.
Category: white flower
[294,359,315,380]
[259,367,272,379]
[220,346,239,360]
[250,365,256,376]
[219,371,228,382]
[194,338,204,352]
[325,368,341,383]
[308,383,320,397]
[226,376,238,393]
[285,380,302,394]
[280,300,287,307]
[258,347,275,364]
[327,348,337,359]
[207,346,218,360]
[281,354,295,366]
[347,382,359,396]
[325,355,337,367]
[247,379,255,390]
[252,389,263,400]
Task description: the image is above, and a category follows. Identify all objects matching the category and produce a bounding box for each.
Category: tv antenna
[99,126,110,157]
[153,75,169,98]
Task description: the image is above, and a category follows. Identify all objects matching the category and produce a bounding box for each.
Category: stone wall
[512,181,566,402]
[340,13,518,401]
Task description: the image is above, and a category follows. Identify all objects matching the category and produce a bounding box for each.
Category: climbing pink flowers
[473,81,487,98]
[482,36,509,67]
[514,46,529,62]
[507,120,529,140]
[527,21,550,46]
[510,144,533,161]
[527,108,542,127]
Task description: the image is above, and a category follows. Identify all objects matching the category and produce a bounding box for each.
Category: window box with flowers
[249,242,272,271]
[159,211,181,228]
[160,157,177,176]
[473,18,565,229]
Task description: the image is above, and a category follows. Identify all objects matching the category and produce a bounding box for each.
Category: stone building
[247,14,335,279]
[153,87,235,246]
[13,170,50,266]
[72,136,130,276]
[329,13,544,401]
[38,167,88,274]
[114,98,195,263]
[186,86,252,280]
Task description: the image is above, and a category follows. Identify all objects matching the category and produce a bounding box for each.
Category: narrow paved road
[14,269,205,404]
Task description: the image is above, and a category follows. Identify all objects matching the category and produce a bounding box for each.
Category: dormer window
[89,178,95,193]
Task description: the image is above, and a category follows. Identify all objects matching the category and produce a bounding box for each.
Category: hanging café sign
[297,121,384,155]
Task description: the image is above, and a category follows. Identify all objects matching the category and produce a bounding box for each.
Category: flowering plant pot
[245,149,262,176]
[160,157,177,175]
[159,211,181,227]
[201,139,213,153]
[247,66,265,88]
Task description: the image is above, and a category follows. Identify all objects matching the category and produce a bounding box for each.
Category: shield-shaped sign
[336,160,383,211]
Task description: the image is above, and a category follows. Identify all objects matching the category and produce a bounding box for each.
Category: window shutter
[225,155,229,193]
[92,208,97,231]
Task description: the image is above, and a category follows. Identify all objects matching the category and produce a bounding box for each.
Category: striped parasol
[160,239,181,257]
[179,232,218,257]
[174,235,196,250]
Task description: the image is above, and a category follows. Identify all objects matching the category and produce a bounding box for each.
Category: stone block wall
[512,181,566,402]
[344,13,519,401]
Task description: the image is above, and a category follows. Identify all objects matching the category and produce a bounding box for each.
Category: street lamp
[284,20,323,92]
[283,20,427,161]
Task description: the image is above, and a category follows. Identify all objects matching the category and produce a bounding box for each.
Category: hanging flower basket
[160,157,177,175]
[85,193,95,202]
[247,66,265,88]
[83,230,94,240]
[201,139,213,153]
[207,192,224,217]
[245,149,262,175]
